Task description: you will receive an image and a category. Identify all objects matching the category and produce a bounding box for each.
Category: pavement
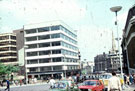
[0,82,48,89]
[122,84,135,91]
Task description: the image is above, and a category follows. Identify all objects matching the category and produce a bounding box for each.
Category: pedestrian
[133,74,135,84]
[5,79,10,91]
[129,74,134,85]
[49,77,55,89]
[20,79,22,86]
[126,75,130,85]
[108,71,122,91]
[123,74,127,84]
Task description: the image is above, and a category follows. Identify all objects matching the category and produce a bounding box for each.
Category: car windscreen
[54,82,66,89]
[84,81,97,86]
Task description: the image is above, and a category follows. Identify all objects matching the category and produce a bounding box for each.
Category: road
[0,82,135,91]
[0,83,50,91]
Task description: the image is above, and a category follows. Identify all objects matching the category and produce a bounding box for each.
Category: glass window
[11,41,16,45]
[52,50,61,54]
[38,27,49,32]
[53,66,62,71]
[52,41,60,46]
[51,25,60,31]
[40,67,51,71]
[25,29,36,34]
[26,36,37,41]
[39,58,50,63]
[11,36,16,40]
[38,35,50,40]
[27,52,37,56]
[39,43,50,47]
[28,44,37,49]
[39,50,50,55]
[27,59,38,64]
[51,34,60,38]
[52,57,61,62]
[29,67,38,72]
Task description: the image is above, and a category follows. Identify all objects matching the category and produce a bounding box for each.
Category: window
[38,35,50,40]
[39,58,50,63]
[51,34,60,38]
[27,52,37,56]
[26,36,37,41]
[40,67,51,71]
[28,44,37,49]
[52,50,61,54]
[53,66,62,71]
[11,36,16,40]
[25,29,36,34]
[52,57,61,62]
[27,59,38,64]
[52,41,60,46]
[39,43,50,47]
[51,25,60,31]
[39,50,50,55]
[38,27,49,32]
[29,67,38,72]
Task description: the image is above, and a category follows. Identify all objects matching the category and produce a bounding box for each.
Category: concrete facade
[0,33,18,65]
[23,21,80,79]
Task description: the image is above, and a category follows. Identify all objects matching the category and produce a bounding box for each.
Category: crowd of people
[124,74,135,85]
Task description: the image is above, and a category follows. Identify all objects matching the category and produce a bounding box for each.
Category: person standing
[5,79,10,91]
[108,71,122,91]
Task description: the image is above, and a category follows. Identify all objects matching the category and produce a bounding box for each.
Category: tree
[5,64,20,80]
[0,63,7,76]
[0,63,20,80]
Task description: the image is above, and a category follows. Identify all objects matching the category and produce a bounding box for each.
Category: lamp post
[110,6,124,79]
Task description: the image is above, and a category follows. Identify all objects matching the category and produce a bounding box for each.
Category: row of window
[0,47,16,51]
[0,53,17,57]
[25,25,77,39]
[26,33,77,45]
[26,49,78,57]
[28,65,78,72]
[27,57,78,64]
[0,35,16,40]
[27,41,77,51]
[0,41,16,46]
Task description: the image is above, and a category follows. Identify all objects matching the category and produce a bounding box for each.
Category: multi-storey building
[121,5,135,74]
[0,33,17,65]
[24,21,80,79]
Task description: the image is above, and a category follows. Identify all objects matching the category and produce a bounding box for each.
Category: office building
[0,33,17,65]
[24,21,79,79]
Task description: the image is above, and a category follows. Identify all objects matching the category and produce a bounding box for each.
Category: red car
[78,80,104,91]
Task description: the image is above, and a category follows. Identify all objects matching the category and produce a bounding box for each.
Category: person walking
[49,77,55,89]
[5,79,10,91]
[108,71,122,91]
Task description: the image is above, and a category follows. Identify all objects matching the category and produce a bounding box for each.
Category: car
[78,80,104,91]
[50,80,78,91]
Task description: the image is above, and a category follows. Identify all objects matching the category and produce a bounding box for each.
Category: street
[0,82,135,91]
[0,83,50,91]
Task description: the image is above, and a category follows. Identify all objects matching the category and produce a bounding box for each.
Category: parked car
[50,80,78,91]
[78,80,104,91]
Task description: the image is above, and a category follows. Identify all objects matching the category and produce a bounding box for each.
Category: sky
[0,0,134,61]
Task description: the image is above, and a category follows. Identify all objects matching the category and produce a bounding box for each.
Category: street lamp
[110,6,124,79]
